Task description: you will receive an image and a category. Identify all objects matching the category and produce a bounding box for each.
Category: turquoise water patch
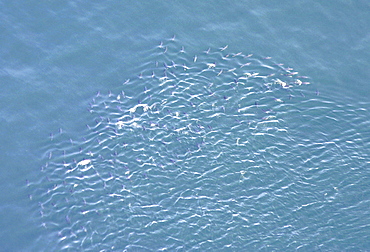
[28,38,369,251]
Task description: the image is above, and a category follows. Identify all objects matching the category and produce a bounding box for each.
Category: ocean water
[1,1,369,251]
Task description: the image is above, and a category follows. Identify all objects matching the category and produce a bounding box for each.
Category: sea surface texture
[1,1,369,251]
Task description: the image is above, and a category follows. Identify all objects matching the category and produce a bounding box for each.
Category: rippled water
[2,0,369,250]
[28,37,369,251]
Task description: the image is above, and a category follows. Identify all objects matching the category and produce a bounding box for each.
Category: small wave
[29,36,330,251]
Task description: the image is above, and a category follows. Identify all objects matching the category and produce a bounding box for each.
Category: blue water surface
[1,1,369,251]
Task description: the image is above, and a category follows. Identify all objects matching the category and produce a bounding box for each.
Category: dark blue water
[1,1,369,251]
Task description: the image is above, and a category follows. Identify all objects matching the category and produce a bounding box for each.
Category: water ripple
[29,37,370,251]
